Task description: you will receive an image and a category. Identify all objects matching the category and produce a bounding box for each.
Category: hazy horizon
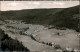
[1,1,79,11]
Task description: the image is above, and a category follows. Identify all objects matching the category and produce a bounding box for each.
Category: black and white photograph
[0,0,80,52]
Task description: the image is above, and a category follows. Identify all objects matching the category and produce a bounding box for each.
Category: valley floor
[0,20,80,52]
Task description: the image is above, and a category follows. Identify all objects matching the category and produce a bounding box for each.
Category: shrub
[54,44,61,49]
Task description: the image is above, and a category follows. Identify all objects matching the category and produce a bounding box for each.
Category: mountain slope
[1,5,79,31]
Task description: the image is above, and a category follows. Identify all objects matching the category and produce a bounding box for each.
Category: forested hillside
[1,5,79,31]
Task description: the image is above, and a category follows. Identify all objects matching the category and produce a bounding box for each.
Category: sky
[0,1,79,11]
